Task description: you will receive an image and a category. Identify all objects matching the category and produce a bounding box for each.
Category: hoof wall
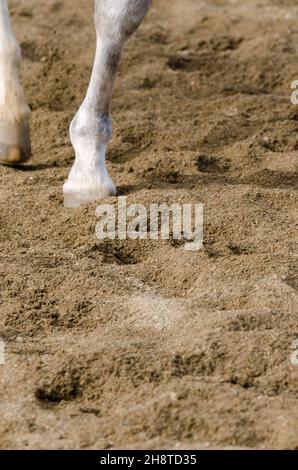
[0,144,31,166]
[0,120,31,166]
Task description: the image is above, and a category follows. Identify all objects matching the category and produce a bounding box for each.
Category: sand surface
[0,0,297,449]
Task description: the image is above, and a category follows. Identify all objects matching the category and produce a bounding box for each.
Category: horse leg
[0,0,31,165]
[63,0,151,207]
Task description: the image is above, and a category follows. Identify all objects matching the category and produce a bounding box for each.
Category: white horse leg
[0,0,31,165]
[63,0,151,207]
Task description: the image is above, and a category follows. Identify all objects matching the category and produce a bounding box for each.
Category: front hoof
[63,176,117,208]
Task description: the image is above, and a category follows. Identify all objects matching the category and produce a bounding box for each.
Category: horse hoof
[0,120,31,166]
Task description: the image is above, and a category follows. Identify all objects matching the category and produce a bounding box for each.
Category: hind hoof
[0,121,31,166]
[0,144,31,165]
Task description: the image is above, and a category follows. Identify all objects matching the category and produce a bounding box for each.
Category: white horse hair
[0,0,151,207]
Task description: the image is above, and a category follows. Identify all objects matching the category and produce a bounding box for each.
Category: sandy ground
[0,0,297,450]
